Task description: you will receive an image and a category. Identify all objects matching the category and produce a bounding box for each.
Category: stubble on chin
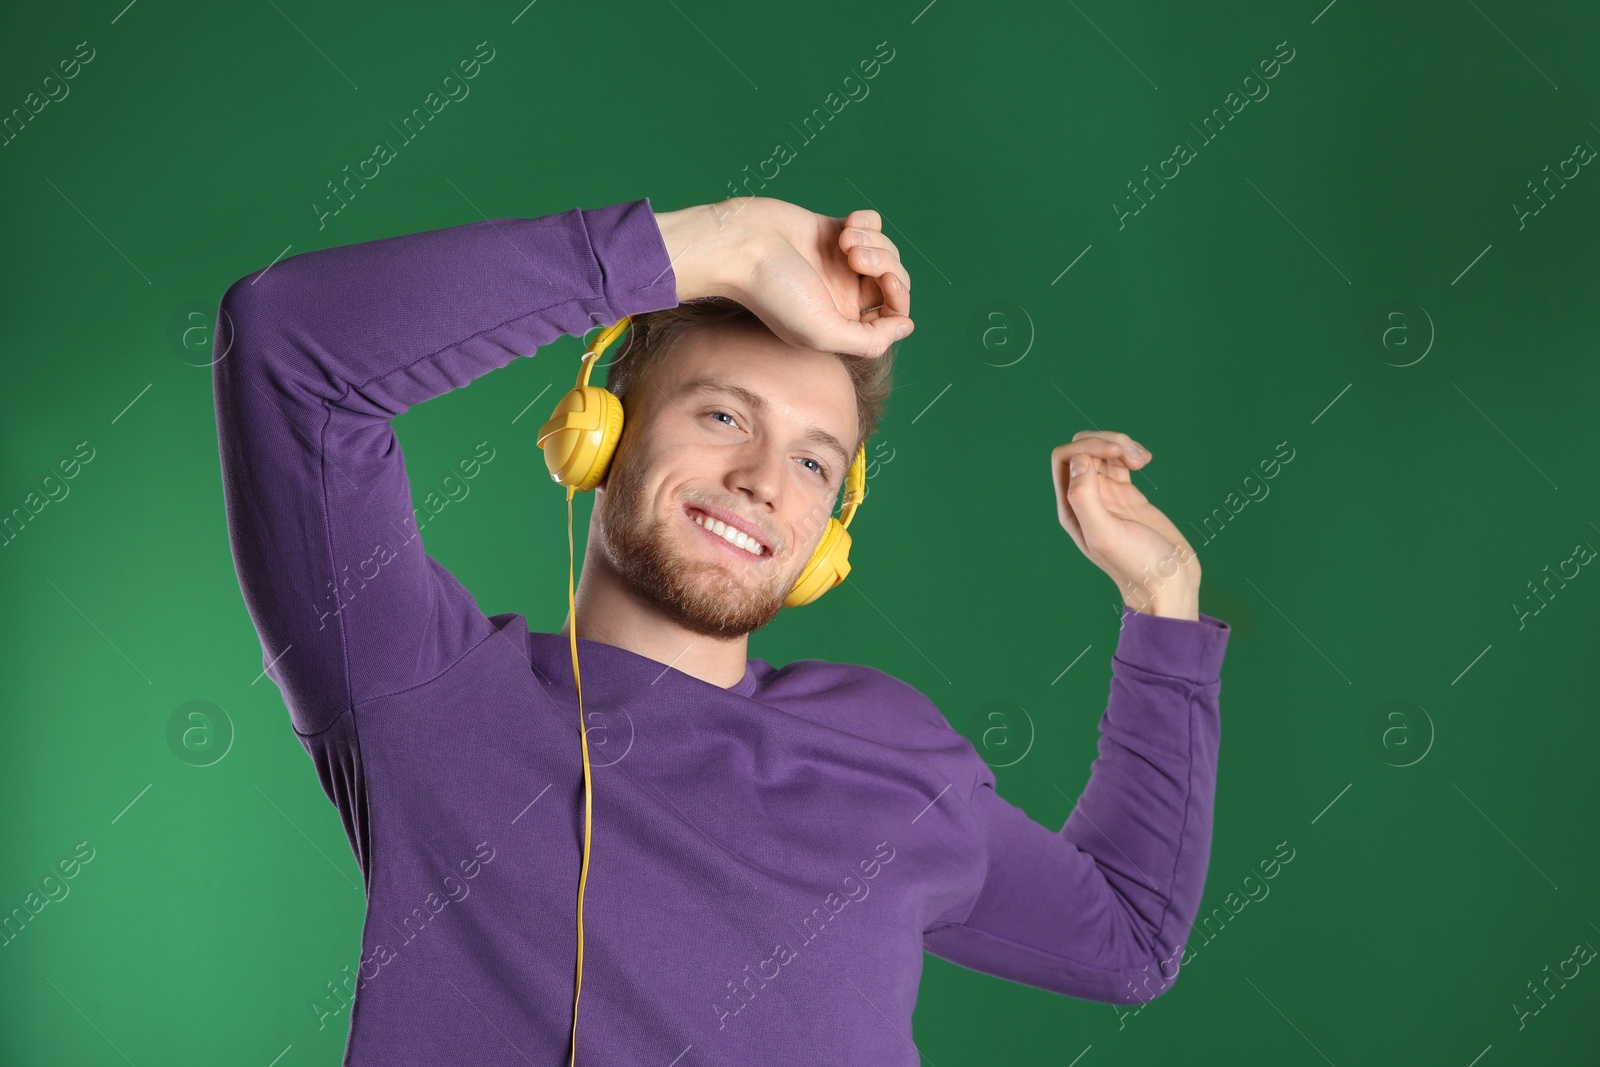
[597,462,791,638]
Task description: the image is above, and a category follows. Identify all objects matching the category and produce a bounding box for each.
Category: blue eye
[708,410,828,480]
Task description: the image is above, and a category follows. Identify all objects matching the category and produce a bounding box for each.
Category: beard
[596,448,796,639]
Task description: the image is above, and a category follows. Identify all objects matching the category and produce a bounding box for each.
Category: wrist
[1125,585,1200,621]
[652,202,748,303]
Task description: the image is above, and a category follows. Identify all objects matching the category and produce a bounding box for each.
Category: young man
[211,195,1230,1064]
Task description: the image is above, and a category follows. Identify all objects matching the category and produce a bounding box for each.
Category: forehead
[649,321,859,447]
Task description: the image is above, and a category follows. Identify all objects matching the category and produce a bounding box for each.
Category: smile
[684,506,768,559]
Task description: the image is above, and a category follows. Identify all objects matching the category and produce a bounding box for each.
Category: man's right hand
[652,196,913,359]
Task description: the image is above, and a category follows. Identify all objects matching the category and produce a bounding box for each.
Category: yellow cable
[565,483,593,1067]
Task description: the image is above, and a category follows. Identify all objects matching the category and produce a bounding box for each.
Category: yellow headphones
[537,315,867,604]
[534,315,867,1065]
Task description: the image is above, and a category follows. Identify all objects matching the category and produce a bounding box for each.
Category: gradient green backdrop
[3,0,1598,1063]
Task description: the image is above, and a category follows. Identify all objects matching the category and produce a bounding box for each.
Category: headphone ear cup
[784,518,853,608]
[539,385,624,492]
[579,388,625,492]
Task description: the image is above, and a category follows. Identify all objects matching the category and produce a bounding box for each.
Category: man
[211,194,1229,1064]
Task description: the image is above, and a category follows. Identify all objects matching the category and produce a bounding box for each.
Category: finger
[816,314,911,358]
[838,223,902,275]
[843,240,911,301]
[1061,451,1113,541]
[1082,449,1138,487]
[857,274,885,318]
[843,239,908,285]
[1053,462,1086,555]
[855,274,909,322]
[841,225,901,262]
[1052,438,1138,480]
[874,270,911,320]
[1097,450,1134,486]
[844,209,882,232]
[1051,448,1083,551]
[1071,429,1150,466]
[839,220,911,294]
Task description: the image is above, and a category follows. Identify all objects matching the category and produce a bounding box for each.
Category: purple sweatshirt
[211,197,1230,1065]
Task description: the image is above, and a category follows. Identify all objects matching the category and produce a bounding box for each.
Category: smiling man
[211,194,1230,1065]
[581,300,880,665]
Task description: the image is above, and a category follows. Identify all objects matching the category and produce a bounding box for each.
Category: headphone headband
[838,439,867,528]
[575,317,631,388]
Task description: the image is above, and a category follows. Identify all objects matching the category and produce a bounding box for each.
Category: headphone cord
[565,483,593,1067]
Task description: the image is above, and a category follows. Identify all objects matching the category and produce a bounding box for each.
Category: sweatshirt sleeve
[922,604,1230,1004]
[211,199,679,736]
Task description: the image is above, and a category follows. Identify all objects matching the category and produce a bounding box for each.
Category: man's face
[595,319,859,638]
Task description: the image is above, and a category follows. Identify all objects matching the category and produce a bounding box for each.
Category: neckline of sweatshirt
[523,630,766,704]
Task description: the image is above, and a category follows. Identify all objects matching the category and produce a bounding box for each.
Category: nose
[725,439,785,512]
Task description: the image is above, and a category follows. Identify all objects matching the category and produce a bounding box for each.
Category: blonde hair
[602,297,897,457]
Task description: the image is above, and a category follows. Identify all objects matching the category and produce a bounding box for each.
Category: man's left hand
[1051,431,1202,620]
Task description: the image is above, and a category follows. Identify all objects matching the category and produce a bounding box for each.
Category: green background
[3,0,1598,1063]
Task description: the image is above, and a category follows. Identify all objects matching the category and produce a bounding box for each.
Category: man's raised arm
[924,432,1230,1003]
[211,200,679,735]
[212,194,915,737]
[923,606,1229,1003]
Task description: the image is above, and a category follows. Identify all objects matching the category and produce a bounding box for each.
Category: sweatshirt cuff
[576,197,682,322]
[1112,605,1230,685]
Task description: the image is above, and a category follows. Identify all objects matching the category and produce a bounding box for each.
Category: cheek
[792,493,836,546]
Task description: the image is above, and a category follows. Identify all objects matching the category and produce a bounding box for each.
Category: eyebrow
[675,374,853,472]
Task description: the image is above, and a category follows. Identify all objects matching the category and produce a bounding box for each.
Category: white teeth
[692,511,762,556]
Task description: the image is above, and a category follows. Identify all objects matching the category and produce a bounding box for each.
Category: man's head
[592,297,896,638]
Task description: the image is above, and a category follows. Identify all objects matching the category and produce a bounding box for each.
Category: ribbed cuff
[1112,605,1230,684]
[576,197,681,321]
